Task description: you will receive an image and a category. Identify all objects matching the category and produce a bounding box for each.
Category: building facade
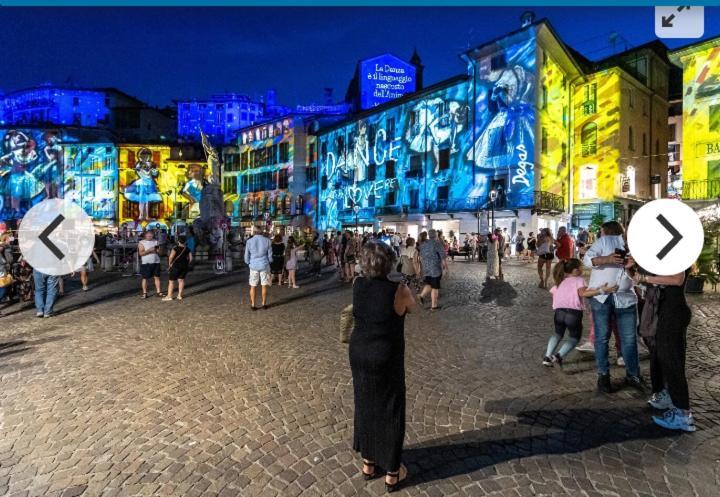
[1,87,110,128]
[670,36,720,205]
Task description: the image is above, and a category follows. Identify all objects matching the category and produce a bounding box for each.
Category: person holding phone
[138,230,164,299]
[582,221,643,393]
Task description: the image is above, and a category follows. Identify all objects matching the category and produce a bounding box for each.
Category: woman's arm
[635,272,685,287]
[394,283,417,315]
[168,248,177,266]
[578,283,618,298]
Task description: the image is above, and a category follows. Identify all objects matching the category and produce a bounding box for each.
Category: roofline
[669,34,720,61]
[593,39,672,67]
[462,16,544,57]
[317,74,468,135]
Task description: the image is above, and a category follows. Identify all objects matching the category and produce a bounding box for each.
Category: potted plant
[687,218,719,294]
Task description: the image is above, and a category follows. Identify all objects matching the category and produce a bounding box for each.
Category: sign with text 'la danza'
[359,54,417,110]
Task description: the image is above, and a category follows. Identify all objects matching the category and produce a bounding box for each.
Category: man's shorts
[249,268,271,287]
[140,263,161,279]
[424,275,442,290]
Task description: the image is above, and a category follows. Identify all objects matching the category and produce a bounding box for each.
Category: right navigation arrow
[656,214,683,260]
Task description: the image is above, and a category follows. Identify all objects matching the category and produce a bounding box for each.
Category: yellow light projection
[539,53,571,198]
[671,38,720,200]
[572,70,622,205]
[118,145,182,225]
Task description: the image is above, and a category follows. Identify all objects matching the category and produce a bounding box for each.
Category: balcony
[581,101,596,115]
[682,179,720,201]
[581,143,597,157]
[533,190,565,214]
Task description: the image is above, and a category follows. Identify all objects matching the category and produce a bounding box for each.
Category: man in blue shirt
[244,226,273,310]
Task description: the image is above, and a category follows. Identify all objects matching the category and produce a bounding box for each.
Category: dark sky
[1,6,719,108]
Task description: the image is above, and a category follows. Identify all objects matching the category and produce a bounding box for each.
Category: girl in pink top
[543,259,617,368]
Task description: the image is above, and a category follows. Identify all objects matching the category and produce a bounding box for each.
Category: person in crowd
[270,234,286,286]
[486,230,500,280]
[495,227,506,280]
[310,239,323,278]
[583,221,643,393]
[13,258,33,302]
[163,235,192,301]
[555,226,575,262]
[323,235,333,267]
[244,226,273,310]
[391,232,401,257]
[526,232,537,262]
[33,268,59,318]
[79,250,100,292]
[501,228,510,259]
[417,229,447,311]
[186,227,197,255]
[398,236,419,291]
[344,231,359,283]
[536,228,555,288]
[629,259,696,431]
[349,241,416,492]
[0,263,12,316]
[285,236,301,289]
[577,226,589,254]
[514,231,526,261]
[543,258,617,367]
[138,230,164,299]
[449,235,459,262]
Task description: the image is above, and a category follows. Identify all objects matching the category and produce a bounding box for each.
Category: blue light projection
[359,54,417,110]
[63,144,118,222]
[316,34,537,231]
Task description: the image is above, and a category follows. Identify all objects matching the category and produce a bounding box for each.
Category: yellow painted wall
[573,70,622,204]
[118,145,177,224]
[677,44,720,185]
[539,52,571,200]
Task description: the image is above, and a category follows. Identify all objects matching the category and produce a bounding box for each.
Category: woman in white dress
[486,231,499,280]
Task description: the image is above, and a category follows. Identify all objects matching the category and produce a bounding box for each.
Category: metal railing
[534,190,565,213]
[682,179,720,201]
[582,101,596,115]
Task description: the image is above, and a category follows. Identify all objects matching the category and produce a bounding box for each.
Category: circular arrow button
[18,199,95,276]
[627,199,704,276]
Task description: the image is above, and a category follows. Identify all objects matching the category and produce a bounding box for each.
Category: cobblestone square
[0,261,718,497]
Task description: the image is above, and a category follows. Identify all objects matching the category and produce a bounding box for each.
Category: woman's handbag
[339,304,354,343]
[0,273,14,288]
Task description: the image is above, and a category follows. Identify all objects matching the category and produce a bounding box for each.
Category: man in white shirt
[583,220,643,393]
[138,230,164,298]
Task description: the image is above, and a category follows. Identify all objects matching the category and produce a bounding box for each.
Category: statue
[193,131,227,268]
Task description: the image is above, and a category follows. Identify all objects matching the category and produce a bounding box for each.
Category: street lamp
[353,203,360,233]
[489,189,497,230]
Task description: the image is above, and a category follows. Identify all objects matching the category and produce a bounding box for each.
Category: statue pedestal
[200,183,224,223]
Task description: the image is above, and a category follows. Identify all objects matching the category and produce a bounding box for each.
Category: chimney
[520,11,536,28]
[323,88,333,105]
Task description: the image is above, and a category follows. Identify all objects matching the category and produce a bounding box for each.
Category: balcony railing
[582,101,596,115]
[534,190,565,213]
[581,143,597,157]
[682,179,720,201]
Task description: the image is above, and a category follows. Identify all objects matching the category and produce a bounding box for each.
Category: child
[543,258,618,367]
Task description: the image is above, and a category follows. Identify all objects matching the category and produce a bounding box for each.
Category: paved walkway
[0,260,718,497]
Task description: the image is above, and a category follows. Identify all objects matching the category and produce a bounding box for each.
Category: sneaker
[648,389,675,410]
[576,342,595,353]
[542,356,554,367]
[82,286,89,291]
[597,373,612,393]
[36,312,44,318]
[552,353,563,368]
[617,356,626,367]
[653,408,697,432]
[625,375,647,392]
[162,296,173,301]
[43,313,53,318]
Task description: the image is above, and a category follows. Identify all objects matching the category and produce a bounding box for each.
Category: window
[387,117,396,139]
[579,166,597,199]
[581,122,597,157]
[241,112,248,121]
[306,166,317,183]
[279,142,290,163]
[386,190,396,205]
[542,86,548,110]
[625,166,636,195]
[223,176,238,194]
[410,189,419,209]
[367,163,376,181]
[541,128,548,154]
[438,148,450,171]
[386,160,396,178]
[368,194,375,207]
[628,89,635,109]
[710,104,720,133]
[583,83,597,115]
[278,169,289,189]
[490,53,507,71]
[407,155,422,177]
[669,123,677,141]
[562,106,568,128]
[437,186,449,201]
[629,126,635,151]
[561,142,567,166]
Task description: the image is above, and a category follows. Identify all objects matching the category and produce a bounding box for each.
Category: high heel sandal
[361,460,379,481]
[385,467,407,493]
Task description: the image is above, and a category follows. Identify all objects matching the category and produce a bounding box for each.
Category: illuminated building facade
[1,87,110,127]
[224,115,316,231]
[571,43,671,227]
[63,143,119,226]
[670,36,720,203]
[315,17,583,236]
[667,72,683,199]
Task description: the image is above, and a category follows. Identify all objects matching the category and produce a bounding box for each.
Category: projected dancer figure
[124,148,161,221]
[0,130,44,218]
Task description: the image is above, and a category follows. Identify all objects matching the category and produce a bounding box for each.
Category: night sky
[1,6,719,107]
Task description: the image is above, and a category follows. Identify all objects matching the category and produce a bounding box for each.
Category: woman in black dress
[164,236,192,301]
[270,234,286,286]
[349,241,416,492]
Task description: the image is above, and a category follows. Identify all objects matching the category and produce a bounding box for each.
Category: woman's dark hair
[273,234,282,243]
[177,236,187,245]
[405,237,415,248]
[360,241,395,279]
[601,221,624,236]
[553,258,582,287]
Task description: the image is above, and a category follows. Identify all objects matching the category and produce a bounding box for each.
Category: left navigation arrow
[38,214,66,260]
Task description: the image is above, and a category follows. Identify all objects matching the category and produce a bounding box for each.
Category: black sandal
[362,460,379,481]
[385,466,407,493]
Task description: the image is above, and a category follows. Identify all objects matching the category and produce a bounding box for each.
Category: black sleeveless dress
[349,277,406,472]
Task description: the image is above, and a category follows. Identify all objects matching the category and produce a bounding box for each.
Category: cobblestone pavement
[0,260,719,497]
